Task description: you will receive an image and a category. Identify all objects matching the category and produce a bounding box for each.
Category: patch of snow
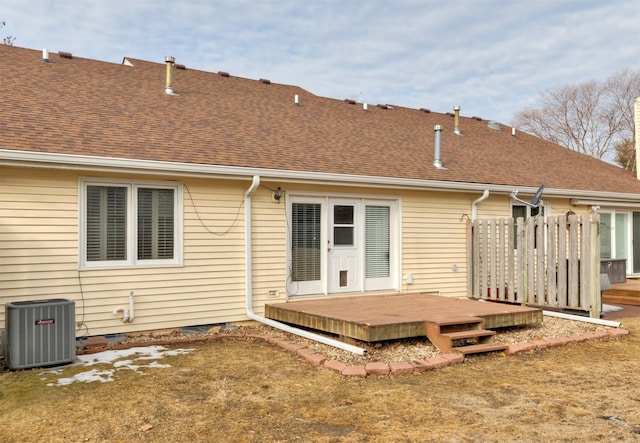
[44,345,194,387]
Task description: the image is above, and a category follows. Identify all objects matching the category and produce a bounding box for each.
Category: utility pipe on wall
[113,306,129,323]
[112,291,136,323]
[128,291,135,322]
[243,175,366,355]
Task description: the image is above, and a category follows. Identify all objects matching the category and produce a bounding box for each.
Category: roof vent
[344,99,356,105]
[446,112,454,117]
[376,104,388,109]
[42,48,49,63]
[420,108,431,113]
[259,78,271,84]
[433,125,445,169]
[471,116,482,121]
[164,56,175,95]
[488,121,501,130]
[58,51,73,59]
[218,71,230,77]
[454,106,461,135]
[294,94,300,106]
[175,63,186,70]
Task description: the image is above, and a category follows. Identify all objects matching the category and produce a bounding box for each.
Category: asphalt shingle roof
[2,45,639,196]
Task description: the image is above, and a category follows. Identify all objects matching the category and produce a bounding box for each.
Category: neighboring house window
[512,203,545,248]
[80,179,182,268]
[600,211,629,261]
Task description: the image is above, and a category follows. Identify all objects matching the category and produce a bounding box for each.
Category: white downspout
[471,190,490,221]
[244,175,366,355]
[543,310,621,328]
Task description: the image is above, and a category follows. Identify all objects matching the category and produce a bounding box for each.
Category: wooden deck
[265,293,542,343]
[603,278,640,306]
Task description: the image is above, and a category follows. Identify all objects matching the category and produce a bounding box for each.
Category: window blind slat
[291,203,321,282]
[138,188,175,260]
[86,186,127,261]
[365,206,390,278]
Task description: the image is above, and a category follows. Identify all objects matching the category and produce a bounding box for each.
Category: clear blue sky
[3,0,639,125]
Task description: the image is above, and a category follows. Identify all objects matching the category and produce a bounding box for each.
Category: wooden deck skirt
[265,293,542,343]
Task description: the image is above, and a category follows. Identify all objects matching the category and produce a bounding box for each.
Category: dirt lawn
[1,316,639,443]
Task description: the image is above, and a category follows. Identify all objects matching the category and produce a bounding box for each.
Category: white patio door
[328,199,361,293]
[289,196,397,296]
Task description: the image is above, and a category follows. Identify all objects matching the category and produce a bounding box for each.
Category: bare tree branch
[512,69,640,167]
[1,20,16,46]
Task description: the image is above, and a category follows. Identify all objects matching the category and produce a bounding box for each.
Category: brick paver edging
[264,328,630,377]
[78,328,629,378]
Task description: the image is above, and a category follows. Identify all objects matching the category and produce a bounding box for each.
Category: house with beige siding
[1,45,640,340]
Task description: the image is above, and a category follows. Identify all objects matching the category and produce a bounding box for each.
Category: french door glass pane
[138,188,175,260]
[334,227,354,246]
[333,205,354,246]
[86,185,127,261]
[291,203,321,282]
[333,205,353,224]
[365,206,390,278]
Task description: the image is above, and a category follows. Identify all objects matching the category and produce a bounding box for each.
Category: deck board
[603,279,640,306]
[265,293,542,342]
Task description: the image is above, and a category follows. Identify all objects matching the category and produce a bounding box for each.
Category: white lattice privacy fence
[468,214,601,318]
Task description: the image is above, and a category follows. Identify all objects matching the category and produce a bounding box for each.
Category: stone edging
[78,328,630,378]
[263,328,630,377]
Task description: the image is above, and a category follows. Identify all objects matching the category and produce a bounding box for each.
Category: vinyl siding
[0,168,254,336]
[402,191,470,297]
[251,188,288,310]
[1,166,588,337]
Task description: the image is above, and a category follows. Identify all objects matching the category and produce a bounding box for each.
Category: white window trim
[79,177,183,270]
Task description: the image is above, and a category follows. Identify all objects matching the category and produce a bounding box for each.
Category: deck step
[441,329,496,341]
[431,317,483,327]
[426,316,504,355]
[603,292,640,306]
[453,343,509,355]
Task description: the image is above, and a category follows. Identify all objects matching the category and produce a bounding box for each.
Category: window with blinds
[291,203,321,282]
[365,205,390,278]
[86,185,127,261]
[138,188,175,260]
[81,180,180,268]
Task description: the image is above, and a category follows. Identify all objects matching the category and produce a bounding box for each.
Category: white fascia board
[2,149,640,201]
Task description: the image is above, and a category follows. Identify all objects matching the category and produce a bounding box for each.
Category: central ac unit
[4,299,76,370]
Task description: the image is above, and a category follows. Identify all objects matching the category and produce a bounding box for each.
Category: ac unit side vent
[5,299,76,370]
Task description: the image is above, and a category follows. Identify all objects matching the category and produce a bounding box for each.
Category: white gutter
[3,149,640,201]
[471,190,490,221]
[543,310,621,328]
[571,199,640,209]
[243,175,367,355]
